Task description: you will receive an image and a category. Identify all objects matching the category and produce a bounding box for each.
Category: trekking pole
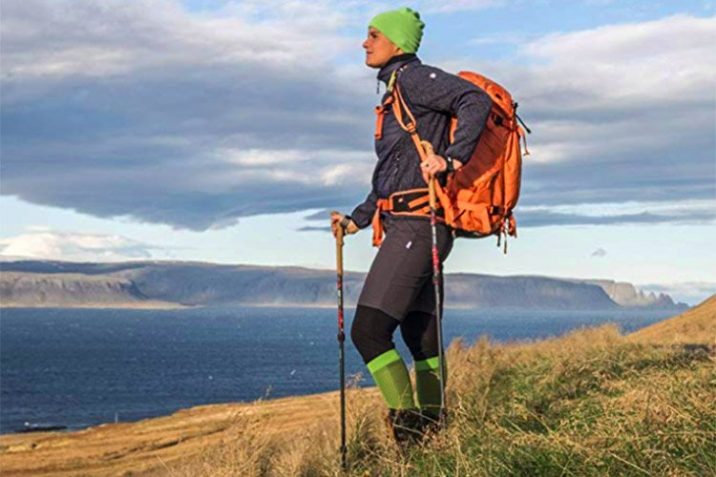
[334,220,348,470]
[420,141,448,426]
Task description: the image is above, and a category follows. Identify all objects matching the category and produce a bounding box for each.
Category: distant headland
[0,259,688,310]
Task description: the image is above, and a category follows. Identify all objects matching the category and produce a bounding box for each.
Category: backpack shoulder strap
[391,83,418,135]
[391,77,431,165]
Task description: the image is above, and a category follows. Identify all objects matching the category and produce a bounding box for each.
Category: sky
[1,0,715,305]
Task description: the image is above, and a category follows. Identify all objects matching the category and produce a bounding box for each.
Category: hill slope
[629,293,716,344]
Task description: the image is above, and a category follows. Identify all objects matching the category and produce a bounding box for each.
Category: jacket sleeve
[349,188,378,229]
[400,66,492,165]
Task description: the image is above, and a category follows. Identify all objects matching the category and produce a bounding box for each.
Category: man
[331,7,492,444]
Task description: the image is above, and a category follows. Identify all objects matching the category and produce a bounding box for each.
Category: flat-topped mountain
[0,271,180,309]
[0,260,689,310]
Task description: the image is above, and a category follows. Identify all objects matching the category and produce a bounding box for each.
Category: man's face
[362,26,403,68]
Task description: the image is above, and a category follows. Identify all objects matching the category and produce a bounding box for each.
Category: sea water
[0,306,676,434]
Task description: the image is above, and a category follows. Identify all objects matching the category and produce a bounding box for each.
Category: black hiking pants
[351,217,453,364]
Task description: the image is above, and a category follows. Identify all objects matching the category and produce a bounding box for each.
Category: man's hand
[330,211,359,237]
[421,152,462,184]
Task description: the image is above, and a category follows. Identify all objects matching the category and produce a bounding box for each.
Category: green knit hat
[369,7,425,54]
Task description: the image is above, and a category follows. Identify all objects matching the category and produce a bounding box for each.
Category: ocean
[0,306,676,434]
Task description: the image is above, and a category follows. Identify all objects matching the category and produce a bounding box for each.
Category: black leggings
[351,305,440,364]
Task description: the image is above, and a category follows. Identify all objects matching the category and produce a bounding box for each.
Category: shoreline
[0,299,711,476]
[0,303,689,311]
[0,306,687,437]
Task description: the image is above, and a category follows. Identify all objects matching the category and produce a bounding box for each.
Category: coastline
[0,297,712,476]
[0,302,689,311]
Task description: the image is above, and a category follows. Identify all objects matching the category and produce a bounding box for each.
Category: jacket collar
[377,54,421,84]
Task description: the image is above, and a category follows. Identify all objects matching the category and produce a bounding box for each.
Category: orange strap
[392,84,434,168]
[374,106,384,139]
[371,199,389,247]
[407,194,429,209]
[374,96,395,140]
[392,85,418,135]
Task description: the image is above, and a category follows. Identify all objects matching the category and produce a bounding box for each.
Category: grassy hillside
[629,294,715,345]
[171,325,714,477]
[1,304,713,476]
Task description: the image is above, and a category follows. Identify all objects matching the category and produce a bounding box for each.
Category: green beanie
[369,7,425,54]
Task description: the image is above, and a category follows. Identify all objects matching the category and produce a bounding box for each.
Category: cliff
[575,278,681,308]
[0,260,687,310]
[0,271,181,308]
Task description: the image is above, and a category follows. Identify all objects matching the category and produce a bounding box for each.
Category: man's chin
[365,58,382,69]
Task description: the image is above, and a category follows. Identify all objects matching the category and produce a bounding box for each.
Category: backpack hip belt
[371,188,445,247]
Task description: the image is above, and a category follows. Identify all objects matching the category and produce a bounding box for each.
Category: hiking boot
[417,409,446,440]
[386,408,424,447]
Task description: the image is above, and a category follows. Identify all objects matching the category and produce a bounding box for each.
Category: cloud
[516,207,715,227]
[496,14,716,209]
[1,2,714,230]
[591,248,607,258]
[1,0,351,80]
[296,225,331,232]
[303,209,335,221]
[419,0,505,14]
[1,0,374,230]
[0,230,161,262]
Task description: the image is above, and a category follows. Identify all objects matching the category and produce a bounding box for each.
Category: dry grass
[629,294,716,346]
[165,321,715,477]
[2,300,713,476]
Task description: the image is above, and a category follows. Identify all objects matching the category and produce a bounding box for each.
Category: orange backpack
[377,70,529,253]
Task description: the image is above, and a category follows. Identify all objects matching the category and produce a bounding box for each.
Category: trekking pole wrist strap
[340,215,353,229]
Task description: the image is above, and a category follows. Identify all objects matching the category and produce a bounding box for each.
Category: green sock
[415,356,446,416]
[367,349,416,409]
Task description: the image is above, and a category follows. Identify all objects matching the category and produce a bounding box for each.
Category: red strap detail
[374,96,395,140]
[371,199,390,247]
[374,106,385,140]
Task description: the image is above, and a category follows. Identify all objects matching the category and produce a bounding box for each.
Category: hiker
[330,7,492,444]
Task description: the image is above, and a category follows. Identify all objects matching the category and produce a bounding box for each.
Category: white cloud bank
[0,230,160,262]
[1,1,713,230]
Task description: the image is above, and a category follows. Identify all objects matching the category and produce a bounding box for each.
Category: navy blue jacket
[350,55,492,228]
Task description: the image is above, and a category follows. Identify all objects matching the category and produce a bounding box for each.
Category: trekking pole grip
[336,226,344,271]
